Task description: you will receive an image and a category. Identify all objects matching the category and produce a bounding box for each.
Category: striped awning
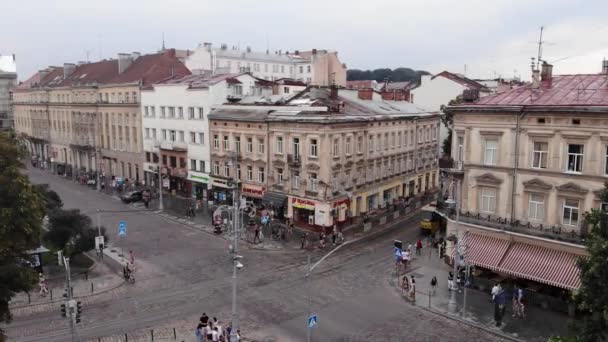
[453,233,510,271]
[496,242,583,290]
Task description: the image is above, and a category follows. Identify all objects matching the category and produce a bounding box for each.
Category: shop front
[287,196,332,232]
[332,198,350,227]
[210,177,233,205]
[240,183,265,206]
[188,171,211,201]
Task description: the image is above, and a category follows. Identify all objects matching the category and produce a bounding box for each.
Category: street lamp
[447,179,460,313]
[306,239,355,342]
[157,166,164,210]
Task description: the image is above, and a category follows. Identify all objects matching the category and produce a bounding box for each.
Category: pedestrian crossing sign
[307,315,318,328]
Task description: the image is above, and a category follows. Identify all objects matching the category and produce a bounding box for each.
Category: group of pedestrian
[195,313,237,342]
[401,274,417,300]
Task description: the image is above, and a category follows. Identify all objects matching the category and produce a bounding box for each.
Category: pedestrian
[402,250,411,269]
[401,275,409,295]
[300,233,306,249]
[448,271,455,291]
[491,283,501,302]
[409,275,416,301]
[430,275,438,295]
[211,327,219,341]
[494,285,506,326]
[407,242,413,255]
[456,271,462,293]
[129,250,135,265]
[511,288,522,318]
[253,225,261,244]
[516,286,526,318]
[38,274,48,297]
[415,239,423,256]
[200,313,209,327]
[332,225,337,245]
[215,320,223,341]
[195,323,204,342]
[319,232,326,249]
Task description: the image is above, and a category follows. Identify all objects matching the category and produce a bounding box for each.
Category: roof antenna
[464,64,467,77]
[162,32,166,51]
[536,26,544,69]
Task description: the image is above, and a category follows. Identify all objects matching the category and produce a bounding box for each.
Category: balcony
[287,154,301,168]
[159,140,187,152]
[435,203,585,245]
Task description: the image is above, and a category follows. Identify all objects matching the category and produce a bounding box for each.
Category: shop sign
[332,198,349,208]
[291,197,315,210]
[188,171,209,183]
[242,184,265,198]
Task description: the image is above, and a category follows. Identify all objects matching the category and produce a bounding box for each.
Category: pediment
[475,173,502,185]
[522,178,552,191]
[556,182,588,194]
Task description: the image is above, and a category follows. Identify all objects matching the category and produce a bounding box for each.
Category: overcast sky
[3,0,608,81]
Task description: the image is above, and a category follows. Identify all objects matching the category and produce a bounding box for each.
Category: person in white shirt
[211,327,219,341]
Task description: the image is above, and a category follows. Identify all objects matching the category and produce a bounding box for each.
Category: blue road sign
[307,315,318,328]
[118,221,127,236]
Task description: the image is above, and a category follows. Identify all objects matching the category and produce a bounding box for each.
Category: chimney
[357,88,373,100]
[246,46,251,53]
[38,69,50,83]
[117,53,133,74]
[531,69,540,89]
[63,63,76,78]
[221,43,227,50]
[312,49,317,55]
[602,59,608,74]
[295,50,300,55]
[540,61,553,85]
[330,85,339,100]
[132,52,141,60]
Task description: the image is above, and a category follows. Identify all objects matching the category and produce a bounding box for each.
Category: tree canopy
[0,132,45,335]
[44,208,107,257]
[347,67,430,83]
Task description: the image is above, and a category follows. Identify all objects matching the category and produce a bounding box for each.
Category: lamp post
[158,166,164,210]
[306,239,355,342]
[447,179,460,313]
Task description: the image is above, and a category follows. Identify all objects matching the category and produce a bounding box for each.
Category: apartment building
[0,54,17,131]
[140,72,273,199]
[208,87,440,230]
[13,49,189,182]
[185,44,347,86]
[441,62,608,292]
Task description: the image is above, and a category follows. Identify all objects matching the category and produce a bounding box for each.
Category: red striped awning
[496,242,583,290]
[452,233,510,271]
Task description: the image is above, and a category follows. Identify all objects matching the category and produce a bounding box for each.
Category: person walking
[511,288,522,318]
[38,274,48,297]
[409,275,416,301]
[319,232,326,249]
[430,275,438,295]
[300,233,307,249]
[253,225,261,244]
[332,225,338,245]
[407,242,413,255]
[448,271,455,291]
[195,323,204,342]
[415,239,423,256]
[493,284,507,326]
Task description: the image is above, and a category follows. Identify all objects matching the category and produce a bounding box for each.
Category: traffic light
[75,301,82,323]
[62,289,68,298]
[60,303,66,317]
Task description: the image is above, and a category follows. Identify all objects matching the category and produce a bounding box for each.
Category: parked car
[120,191,143,203]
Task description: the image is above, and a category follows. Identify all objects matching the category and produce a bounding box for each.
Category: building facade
[185,44,347,86]
[13,49,190,183]
[0,54,17,131]
[209,87,440,230]
[140,72,273,199]
[441,63,608,292]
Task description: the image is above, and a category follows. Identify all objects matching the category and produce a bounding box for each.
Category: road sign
[307,315,318,328]
[118,221,127,236]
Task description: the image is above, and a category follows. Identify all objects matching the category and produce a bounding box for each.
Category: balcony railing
[435,203,586,245]
[287,154,301,167]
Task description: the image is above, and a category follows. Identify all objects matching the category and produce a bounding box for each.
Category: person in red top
[415,239,423,256]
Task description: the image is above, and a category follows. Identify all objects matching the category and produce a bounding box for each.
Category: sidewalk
[396,250,574,342]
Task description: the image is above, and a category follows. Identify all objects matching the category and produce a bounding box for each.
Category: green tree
[572,184,608,341]
[0,132,45,337]
[44,209,107,257]
[33,184,63,212]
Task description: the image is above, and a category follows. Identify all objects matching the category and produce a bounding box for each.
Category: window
[258,167,265,183]
[391,132,395,148]
[532,142,548,169]
[277,168,284,185]
[162,155,167,165]
[528,193,545,221]
[200,161,206,173]
[247,138,253,153]
[258,138,265,154]
[384,133,388,150]
[236,164,241,179]
[567,144,583,173]
[144,106,149,117]
[178,107,183,119]
[224,163,230,177]
[368,135,373,152]
[188,107,195,119]
[160,106,166,118]
[145,128,150,138]
[223,136,230,150]
[307,65,311,73]
[605,146,608,175]
[310,139,318,157]
[346,138,352,155]
[299,66,304,74]
[292,171,300,189]
[169,156,177,167]
[246,166,253,181]
[190,159,197,171]
[213,134,219,149]
[480,187,496,214]
[150,106,156,117]
[293,138,300,158]
[276,136,283,154]
[562,199,579,226]
[168,106,175,118]
[198,107,204,119]
[376,134,381,151]
[152,128,157,139]
[179,131,184,142]
[357,136,363,153]
[161,129,167,140]
[235,137,241,153]
[190,132,196,143]
[213,161,220,175]
[169,130,177,142]
[483,139,498,165]
[283,87,290,94]
[199,133,205,145]
[333,139,339,156]
[308,173,318,192]
[456,136,464,162]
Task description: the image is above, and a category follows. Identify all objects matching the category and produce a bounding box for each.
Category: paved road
[3,168,508,342]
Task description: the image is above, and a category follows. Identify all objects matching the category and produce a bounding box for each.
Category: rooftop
[154,72,245,89]
[450,73,608,109]
[433,71,488,90]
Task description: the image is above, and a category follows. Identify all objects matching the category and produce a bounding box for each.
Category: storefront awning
[262,191,287,207]
[454,233,510,271]
[496,242,583,290]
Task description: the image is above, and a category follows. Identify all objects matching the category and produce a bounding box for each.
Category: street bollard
[85,272,88,280]
[71,286,74,297]
[50,289,53,300]
[98,338,101,342]
[428,291,431,308]
[151,329,154,341]
[173,327,177,339]
[27,292,30,304]
[125,333,128,342]
[91,282,94,293]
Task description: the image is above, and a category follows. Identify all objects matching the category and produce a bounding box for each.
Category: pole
[448,180,460,313]
[158,166,164,210]
[306,254,311,342]
[96,210,101,237]
[64,257,77,342]
[230,164,240,342]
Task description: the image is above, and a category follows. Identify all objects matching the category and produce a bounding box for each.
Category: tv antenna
[536,26,544,69]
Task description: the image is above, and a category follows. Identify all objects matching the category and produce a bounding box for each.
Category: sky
[3,0,608,81]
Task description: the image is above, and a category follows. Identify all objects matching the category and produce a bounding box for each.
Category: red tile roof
[455,74,608,108]
[17,49,190,90]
